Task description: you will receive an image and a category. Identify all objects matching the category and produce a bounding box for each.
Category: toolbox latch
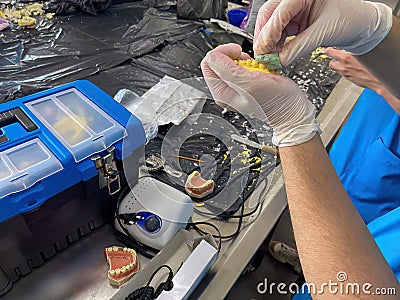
[91,147,121,196]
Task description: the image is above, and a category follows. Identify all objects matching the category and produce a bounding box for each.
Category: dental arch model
[185,171,215,198]
[104,246,140,287]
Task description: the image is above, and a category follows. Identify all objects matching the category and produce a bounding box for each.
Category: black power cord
[186,221,222,253]
[193,199,261,219]
[125,265,174,300]
[114,175,160,259]
[187,175,270,246]
[191,193,244,241]
[193,170,272,220]
[186,179,248,252]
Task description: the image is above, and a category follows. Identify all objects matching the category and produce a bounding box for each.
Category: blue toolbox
[0,80,146,295]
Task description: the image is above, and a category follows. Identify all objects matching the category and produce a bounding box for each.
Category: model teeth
[186,171,213,190]
[109,262,135,274]
[187,179,213,190]
[106,246,139,283]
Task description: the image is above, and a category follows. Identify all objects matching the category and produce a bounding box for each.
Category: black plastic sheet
[0,2,205,102]
[177,0,227,20]
[0,3,141,101]
[45,0,112,16]
[86,61,162,96]
[155,0,176,8]
[86,30,213,96]
[201,21,247,49]
[116,8,202,57]
[131,31,213,79]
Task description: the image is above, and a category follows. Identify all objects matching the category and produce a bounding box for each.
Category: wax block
[233,59,280,75]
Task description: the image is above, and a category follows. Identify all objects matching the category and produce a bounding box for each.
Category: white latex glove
[253,0,392,66]
[201,44,321,147]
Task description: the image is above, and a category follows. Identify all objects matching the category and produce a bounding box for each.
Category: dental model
[233,59,281,75]
[185,171,214,198]
[104,246,140,287]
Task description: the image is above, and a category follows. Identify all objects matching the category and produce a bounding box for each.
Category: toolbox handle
[0,108,37,132]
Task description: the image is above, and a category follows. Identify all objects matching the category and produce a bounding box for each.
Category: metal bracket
[91,147,121,196]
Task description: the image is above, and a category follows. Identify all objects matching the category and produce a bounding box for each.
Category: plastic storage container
[0,80,146,296]
[0,138,63,204]
[27,88,126,162]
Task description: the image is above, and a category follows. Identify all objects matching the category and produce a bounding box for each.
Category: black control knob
[144,216,161,233]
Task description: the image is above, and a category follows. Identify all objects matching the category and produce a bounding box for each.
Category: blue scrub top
[293,89,400,300]
[329,88,400,225]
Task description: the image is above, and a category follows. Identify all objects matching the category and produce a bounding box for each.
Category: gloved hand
[201,44,320,147]
[253,0,392,66]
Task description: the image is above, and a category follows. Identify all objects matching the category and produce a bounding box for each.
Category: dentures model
[185,171,214,198]
[104,246,140,287]
[233,59,281,75]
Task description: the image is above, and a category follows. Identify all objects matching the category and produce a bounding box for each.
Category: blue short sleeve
[329,89,400,224]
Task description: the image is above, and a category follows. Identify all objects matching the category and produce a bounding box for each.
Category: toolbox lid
[0,138,63,199]
[27,88,127,162]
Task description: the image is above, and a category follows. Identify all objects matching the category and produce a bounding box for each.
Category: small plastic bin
[228,9,248,27]
[27,88,127,162]
[0,138,63,202]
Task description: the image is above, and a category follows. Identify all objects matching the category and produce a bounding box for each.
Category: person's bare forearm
[358,16,400,99]
[374,84,400,114]
[279,134,399,299]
